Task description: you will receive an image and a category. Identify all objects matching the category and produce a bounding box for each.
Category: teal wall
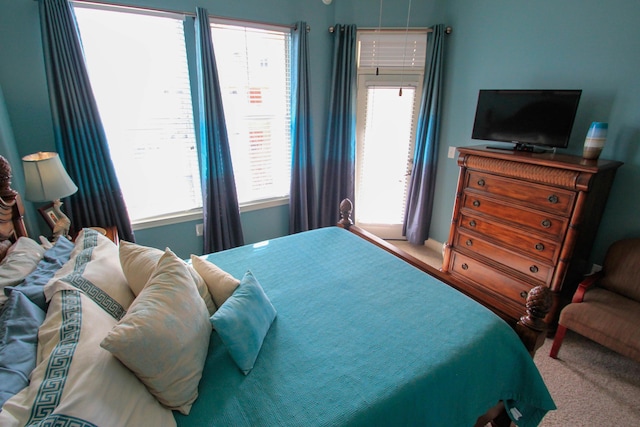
[1,0,638,264]
[433,0,640,263]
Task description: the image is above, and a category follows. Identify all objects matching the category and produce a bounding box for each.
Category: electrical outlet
[448,146,456,159]
[195,223,204,236]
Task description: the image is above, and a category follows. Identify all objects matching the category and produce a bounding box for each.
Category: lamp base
[52,199,72,240]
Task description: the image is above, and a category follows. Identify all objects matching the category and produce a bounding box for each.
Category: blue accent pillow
[0,288,46,408]
[7,236,74,311]
[210,271,276,375]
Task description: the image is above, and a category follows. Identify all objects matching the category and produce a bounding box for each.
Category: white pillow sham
[0,289,176,427]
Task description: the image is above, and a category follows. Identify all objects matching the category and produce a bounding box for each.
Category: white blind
[74,6,202,221]
[210,22,291,205]
[358,31,428,70]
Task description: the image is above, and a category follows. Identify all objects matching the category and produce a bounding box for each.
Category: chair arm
[572,271,603,303]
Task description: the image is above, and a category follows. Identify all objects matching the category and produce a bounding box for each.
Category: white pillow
[0,237,45,306]
[44,228,133,320]
[190,254,240,308]
[0,290,176,427]
[101,249,212,415]
[119,241,216,315]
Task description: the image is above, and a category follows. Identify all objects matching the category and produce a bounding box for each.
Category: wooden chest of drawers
[442,146,622,327]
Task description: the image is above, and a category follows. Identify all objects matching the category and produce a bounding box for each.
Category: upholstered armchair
[550,237,640,363]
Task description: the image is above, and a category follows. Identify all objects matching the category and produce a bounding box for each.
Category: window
[355,30,427,239]
[73,5,293,224]
[209,21,292,206]
[73,5,201,223]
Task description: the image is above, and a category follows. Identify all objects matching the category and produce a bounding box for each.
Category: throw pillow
[190,255,240,308]
[101,249,211,415]
[210,270,276,375]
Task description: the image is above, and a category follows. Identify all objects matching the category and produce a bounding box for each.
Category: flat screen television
[471,89,582,152]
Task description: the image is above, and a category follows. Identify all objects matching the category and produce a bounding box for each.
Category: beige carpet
[386,239,640,426]
[534,332,640,426]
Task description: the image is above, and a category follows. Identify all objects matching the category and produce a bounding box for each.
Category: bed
[0,155,555,426]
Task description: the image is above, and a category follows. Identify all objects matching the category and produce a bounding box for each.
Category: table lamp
[22,152,78,239]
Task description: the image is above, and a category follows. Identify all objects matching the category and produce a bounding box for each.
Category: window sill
[131,197,289,231]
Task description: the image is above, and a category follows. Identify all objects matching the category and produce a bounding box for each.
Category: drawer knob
[477,179,485,187]
[469,220,477,227]
[530,265,539,273]
[535,243,545,251]
[472,200,481,207]
[520,291,528,299]
[541,219,552,228]
[461,263,469,270]
[465,239,473,246]
[548,195,559,204]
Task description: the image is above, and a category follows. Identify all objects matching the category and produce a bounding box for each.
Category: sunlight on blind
[357,85,416,224]
[210,23,291,205]
[74,7,202,221]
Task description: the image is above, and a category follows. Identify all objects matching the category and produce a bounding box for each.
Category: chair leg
[549,325,568,359]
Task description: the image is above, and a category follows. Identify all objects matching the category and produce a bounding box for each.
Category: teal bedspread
[175,227,555,427]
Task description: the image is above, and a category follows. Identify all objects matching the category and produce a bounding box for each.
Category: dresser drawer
[461,193,569,238]
[466,171,576,216]
[458,213,560,263]
[454,230,553,284]
[449,251,533,306]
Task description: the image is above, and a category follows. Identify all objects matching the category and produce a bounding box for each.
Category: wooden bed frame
[0,155,549,426]
[0,155,28,242]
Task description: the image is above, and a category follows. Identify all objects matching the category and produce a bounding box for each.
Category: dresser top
[458,145,623,173]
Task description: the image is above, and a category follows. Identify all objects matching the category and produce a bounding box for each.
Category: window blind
[357,31,428,70]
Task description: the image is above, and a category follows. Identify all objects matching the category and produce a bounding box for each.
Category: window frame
[354,29,427,239]
[71,2,293,230]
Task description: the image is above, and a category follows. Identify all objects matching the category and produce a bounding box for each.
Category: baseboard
[424,238,444,255]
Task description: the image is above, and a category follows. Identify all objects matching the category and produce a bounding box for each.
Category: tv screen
[471,90,582,150]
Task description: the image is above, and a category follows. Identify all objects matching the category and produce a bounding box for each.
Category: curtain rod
[328,25,452,34]
[70,0,301,31]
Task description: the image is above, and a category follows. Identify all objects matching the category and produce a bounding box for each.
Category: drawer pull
[548,195,559,204]
[530,265,539,273]
[461,263,469,270]
[535,243,545,251]
[477,179,485,187]
[469,220,477,227]
[541,219,552,228]
[520,291,528,299]
[472,200,481,207]
[465,239,473,246]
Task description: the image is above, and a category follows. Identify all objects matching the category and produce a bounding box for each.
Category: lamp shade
[22,152,78,202]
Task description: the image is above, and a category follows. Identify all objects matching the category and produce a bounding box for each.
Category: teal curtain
[38,0,134,241]
[289,21,316,234]
[194,7,244,252]
[318,24,357,227]
[403,25,446,244]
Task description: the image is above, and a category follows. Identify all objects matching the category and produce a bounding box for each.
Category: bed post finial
[0,155,15,196]
[516,285,552,356]
[338,198,353,229]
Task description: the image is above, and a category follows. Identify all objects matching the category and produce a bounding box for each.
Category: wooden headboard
[0,155,28,241]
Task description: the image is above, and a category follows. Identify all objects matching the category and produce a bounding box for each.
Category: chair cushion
[559,288,640,363]
[599,238,640,302]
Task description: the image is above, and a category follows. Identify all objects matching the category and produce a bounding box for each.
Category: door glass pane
[357,84,416,226]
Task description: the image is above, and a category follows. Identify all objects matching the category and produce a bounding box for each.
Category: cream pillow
[119,241,215,315]
[44,229,133,320]
[0,290,175,427]
[190,255,240,309]
[101,249,211,415]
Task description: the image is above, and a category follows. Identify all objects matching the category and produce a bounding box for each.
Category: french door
[355,74,422,239]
